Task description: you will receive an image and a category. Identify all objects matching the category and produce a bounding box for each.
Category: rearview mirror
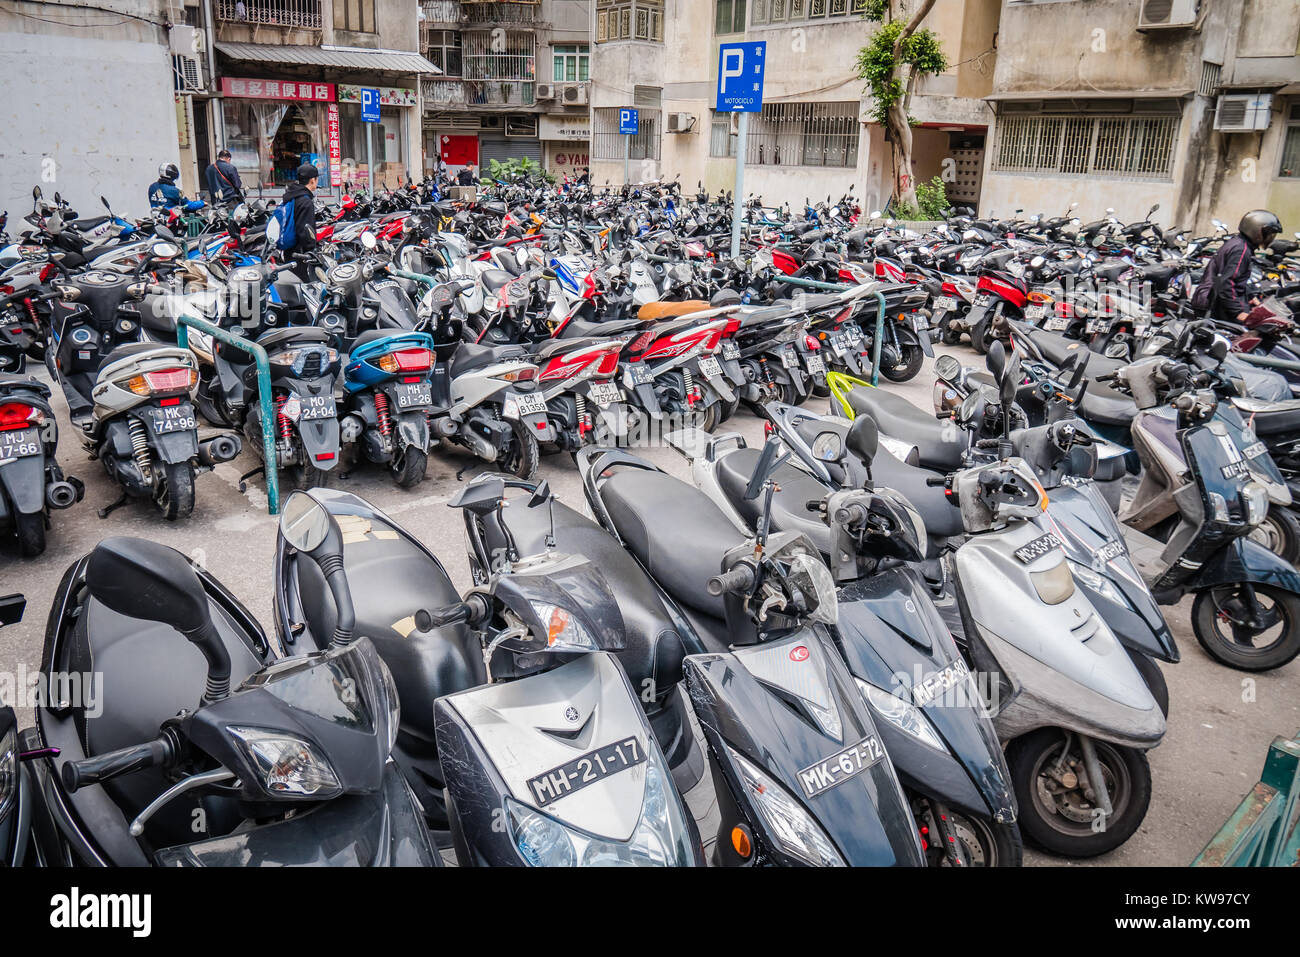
[280,491,331,552]
[934,354,961,381]
[32,186,41,200]
[86,537,210,634]
[846,415,879,466]
[986,339,1007,382]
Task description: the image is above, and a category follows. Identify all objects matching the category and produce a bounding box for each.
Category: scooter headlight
[227,727,342,799]
[1067,560,1129,609]
[855,679,947,752]
[1241,481,1268,527]
[726,745,844,866]
[506,752,695,866]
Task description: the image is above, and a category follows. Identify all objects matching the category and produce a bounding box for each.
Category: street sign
[716,41,766,113]
[619,108,639,135]
[360,88,381,123]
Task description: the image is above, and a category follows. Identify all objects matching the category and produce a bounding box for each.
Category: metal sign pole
[730,111,748,259]
[366,123,374,197]
[623,133,630,187]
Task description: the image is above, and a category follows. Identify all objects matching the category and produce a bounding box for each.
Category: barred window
[753,0,867,23]
[425,30,462,77]
[743,102,859,168]
[596,1,663,42]
[992,112,1180,179]
[715,0,747,34]
[710,113,739,157]
[462,30,535,80]
[593,107,661,161]
[1279,103,1300,178]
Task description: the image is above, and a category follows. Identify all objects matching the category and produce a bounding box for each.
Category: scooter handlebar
[61,734,174,794]
[707,563,755,597]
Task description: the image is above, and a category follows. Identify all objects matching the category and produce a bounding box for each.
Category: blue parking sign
[716,41,766,113]
[619,108,639,135]
[361,88,381,123]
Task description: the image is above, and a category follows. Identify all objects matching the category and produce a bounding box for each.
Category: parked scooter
[21,531,437,866]
[0,594,30,866]
[341,330,436,487]
[0,374,82,555]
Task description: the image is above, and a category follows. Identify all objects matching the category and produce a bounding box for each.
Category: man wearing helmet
[1192,209,1283,323]
[147,162,185,210]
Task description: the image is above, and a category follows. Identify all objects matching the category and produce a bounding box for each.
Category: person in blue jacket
[205,149,245,206]
[147,163,184,210]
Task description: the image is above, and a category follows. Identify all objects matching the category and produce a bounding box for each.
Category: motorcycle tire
[924,802,1023,867]
[941,325,963,346]
[1191,583,1300,672]
[14,510,46,558]
[1247,505,1300,567]
[500,417,540,480]
[719,395,742,422]
[155,461,195,521]
[1007,728,1151,858]
[390,446,428,489]
[969,315,990,355]
[1124,647,1169,717]
[880,344,925,383]
[298,464,332,491]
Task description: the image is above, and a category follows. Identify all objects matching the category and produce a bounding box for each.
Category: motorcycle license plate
[393,380,433,409]
[149,403,198,434]
[1024,304,1047,320]
[845,322,865,345]
[798,735,886,799]
[1013,532,1065,564]
[805,355,826,375]
[1134,323,1150,337]
[293,395,337,422]
[698,356,723,378]
[588,380,622,406]
[721,340,741,360]
[504,392,547,419]
[781,345,799,369]
[1242,441,1267,460]
[830,333,849,353]
[1045,316,1070,331]
[526,735,646,808]
[933,296,957,312]
[1086,319,1110,334]
[0,427,39,461]
[974,295,990,307]
[626,363,653,387]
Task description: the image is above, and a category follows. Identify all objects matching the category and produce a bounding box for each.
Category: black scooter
[0,374,81,556]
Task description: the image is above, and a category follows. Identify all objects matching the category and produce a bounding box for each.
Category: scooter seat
[1091,261,1130,283]
[1078,381,1138,426]
[601,468,748,619]
[846,387,966,470]
[561,316,645,340]
[97,340,177,374]
[479,269,514,293]
[868,448,965,541]
[636,300,711,321]
[490,495,686,692]
[449,340,529,377]
[1018,325,1127,377]
[714,447,833,554]
[256,325,333,350]
[351,328,403,350]
[1233,398,1300,437]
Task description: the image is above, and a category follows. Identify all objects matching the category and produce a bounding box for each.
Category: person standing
[147,163,183,210]
[206,149,244,206]
[1192,209,1283,324]
[457,164,479,186]
[277,163,320,277]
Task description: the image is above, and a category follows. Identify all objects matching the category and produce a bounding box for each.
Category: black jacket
[1193,234,1255,322]
[457,169,478,186]
[280,182,318,252]
[206,160,244,204]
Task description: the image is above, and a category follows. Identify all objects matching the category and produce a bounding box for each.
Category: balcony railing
[215,0,322,29]
[462,1,539,24]
[422,76,535,108]
[418,0,462,25]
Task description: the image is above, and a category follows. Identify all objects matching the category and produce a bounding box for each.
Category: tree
[855,0,948,214]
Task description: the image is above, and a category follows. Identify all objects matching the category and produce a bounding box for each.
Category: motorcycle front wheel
[880,343,925,383]
[1246,505,1300,567]
[1006,729,1151,858]
[1192,583,1300,671]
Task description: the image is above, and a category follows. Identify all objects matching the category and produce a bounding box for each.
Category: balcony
[418,0,462,25]
[462,1,540,25]
[422,77,536,109]
[214,0,321,43]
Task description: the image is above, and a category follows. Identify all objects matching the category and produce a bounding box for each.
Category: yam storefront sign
[540,115,590,142]
[220,78,335,101]
[337,85,418,108]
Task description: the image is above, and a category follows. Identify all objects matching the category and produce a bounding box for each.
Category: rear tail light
[39,264,57,282]
[0,402,42,431]
[496,367,536,383]
[595,350,621,376]
[804,334,821,350]
[723,317,742,336]
[377,348,433,373]
[128,367,197,396]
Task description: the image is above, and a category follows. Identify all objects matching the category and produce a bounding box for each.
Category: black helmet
[1238,209,1282,247]
[157,162,179,183]
[297,163,320,183]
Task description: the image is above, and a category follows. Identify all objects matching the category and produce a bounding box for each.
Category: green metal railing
[774,275,888,386]
[1231,351,1300,374]
[176,314,281,515]
[1193,729,1300,867]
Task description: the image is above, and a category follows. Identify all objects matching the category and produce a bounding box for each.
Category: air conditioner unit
[536,83,556,101]
[172,54,203,93]
[561,84,588,106]
[1137,0,1198,31]
[1214,94,1273,132]
[666,112,696,133]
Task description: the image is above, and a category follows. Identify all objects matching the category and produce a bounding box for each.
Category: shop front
[336,85,419,191]
[540,114,591,182]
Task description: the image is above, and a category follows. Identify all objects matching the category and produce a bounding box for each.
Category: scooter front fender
[1187,536,1300,595]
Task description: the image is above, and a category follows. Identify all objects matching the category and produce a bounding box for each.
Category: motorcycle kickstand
[97,492,129,520]
[238,465,265,493]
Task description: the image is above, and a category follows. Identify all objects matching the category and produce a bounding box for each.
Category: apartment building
[981,0,1300,231]
[419,0,592,181]
[589,0,1001,213]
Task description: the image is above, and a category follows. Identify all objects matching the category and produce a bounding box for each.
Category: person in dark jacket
[279,164,320,278]
[1193,209,1282,324]
[205,149,244,206]
[147,162,184,210]
[457,164,479,186]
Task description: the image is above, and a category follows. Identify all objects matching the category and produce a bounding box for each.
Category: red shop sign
[221,78,335,101]
[327,104,342,186]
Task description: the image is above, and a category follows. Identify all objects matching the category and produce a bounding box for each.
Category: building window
[715,0,747,34]
[426,30,462,77]
[742,102,859,168]
[710,113,739,157]
[334,0,374,33]
[1279,103,1300,178]
[752,0,866,23]
[596,1,663,42]
[553,44,590,82]
[593,106,661,160]
[992,111,1180,180]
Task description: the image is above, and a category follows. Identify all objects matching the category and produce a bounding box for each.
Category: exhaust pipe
[46,481,79,510]
[197,433,242,467]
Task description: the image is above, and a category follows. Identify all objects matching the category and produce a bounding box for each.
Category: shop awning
[985,89,1193,102]
[216,42,441,75]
